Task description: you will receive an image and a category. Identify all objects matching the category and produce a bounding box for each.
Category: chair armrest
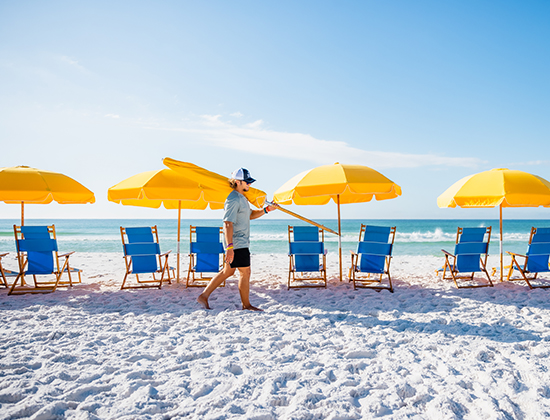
[350,251,357,256]
[506,251,526,258]
[441,249,455,258]
[160,250,172,257]
[59,251,75,258]
[0,252,8,259]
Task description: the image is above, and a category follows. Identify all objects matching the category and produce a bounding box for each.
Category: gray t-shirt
[223,190,251,250]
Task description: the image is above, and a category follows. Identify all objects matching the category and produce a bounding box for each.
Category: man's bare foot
[197,294,211,310]
[242,305,263,312]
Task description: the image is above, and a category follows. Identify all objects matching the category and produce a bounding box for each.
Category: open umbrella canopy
[0,166,95,204]
[273,163,402,205]
[163,157,267,209]
[438,168,550,208]
[107,169,224,210]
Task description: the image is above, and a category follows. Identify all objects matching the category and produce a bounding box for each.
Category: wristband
[264,207,268,214]
[226,242,233,251]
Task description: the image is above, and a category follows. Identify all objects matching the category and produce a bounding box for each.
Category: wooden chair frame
[288,226,327,289]
[0,253,19,289]
[187,226,225,288]
[349,225,396,292]
[120,226,173,290]
[506,227,550,289]
[9,225,77,295]
[442,227,494,288]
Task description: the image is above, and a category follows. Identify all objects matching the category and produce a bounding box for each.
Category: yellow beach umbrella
[438,168,550,281]
[0,166,95,224]
[273,163,402,281]
[108,169,225,210]
[162,157,267,209]
[108,168,230,283]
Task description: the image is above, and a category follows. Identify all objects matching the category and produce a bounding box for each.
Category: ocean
[1,219,549,257]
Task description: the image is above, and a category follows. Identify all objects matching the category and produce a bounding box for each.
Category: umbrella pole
[21,202,24,226]
[500,204,503,282]
[266,201,338,235]
[337,195,342,281]
[177,201,181,283]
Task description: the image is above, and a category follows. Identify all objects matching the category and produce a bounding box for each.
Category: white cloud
[104,114,120,118]
[230,112,243,117]
[60,55,89,73]
[509,160,550,166]
[146,115,484,169]
[244,119,263,129]
[199,114,224,126]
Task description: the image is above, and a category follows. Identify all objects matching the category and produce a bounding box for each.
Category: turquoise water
[1,219,549,256]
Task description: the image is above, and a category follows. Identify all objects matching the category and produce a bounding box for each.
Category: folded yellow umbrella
[162,157,266,209]
[273,162,402,281]
[0,166,95,224]
[438,168,550,280]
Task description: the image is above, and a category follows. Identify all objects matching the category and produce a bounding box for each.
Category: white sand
[1,253,550,419]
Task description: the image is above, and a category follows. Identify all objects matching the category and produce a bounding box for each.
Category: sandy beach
[1,253,550,419]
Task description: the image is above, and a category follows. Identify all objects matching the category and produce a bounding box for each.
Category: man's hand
[225,248,234,264]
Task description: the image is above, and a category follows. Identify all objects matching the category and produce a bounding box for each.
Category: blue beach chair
[506,227,550,289]
[288,226,327,289]
[442,227,494,288]
[349,225,396,292]
[0,253,19,289]
[120,226,174,290]
[187,226,225,287]
[9,225,80,295]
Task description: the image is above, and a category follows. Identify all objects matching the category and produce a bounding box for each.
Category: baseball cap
[230,167,256,184]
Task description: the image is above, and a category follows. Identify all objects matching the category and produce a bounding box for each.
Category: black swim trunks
[230,248,251,268]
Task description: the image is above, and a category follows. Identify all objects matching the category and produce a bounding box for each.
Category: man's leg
[197,265,236,309]
[237,267,262,311]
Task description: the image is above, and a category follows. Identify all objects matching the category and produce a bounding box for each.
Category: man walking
[197,168,275,311]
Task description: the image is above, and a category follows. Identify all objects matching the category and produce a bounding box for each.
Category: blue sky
[1,0,549,220]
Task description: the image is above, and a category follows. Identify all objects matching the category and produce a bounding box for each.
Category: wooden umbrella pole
[500,204,503,282]
[337,194,342,282]
[266,201,339,235]
[21,202,24,226]
[177,201,181,283]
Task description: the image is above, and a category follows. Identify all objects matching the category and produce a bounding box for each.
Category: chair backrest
[190,226,224,273]
[357,225,395,274]
[454,227,490,273]
[126,227,156,243]
[526,227,550,273]
[289,226,324,272]
[15,225,58,275]
[458,227,488,244]
[530,227,550,244]
[121,226,161,274]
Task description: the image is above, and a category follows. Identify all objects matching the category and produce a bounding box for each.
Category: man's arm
[224,221,234,263]
[250,205,276,220]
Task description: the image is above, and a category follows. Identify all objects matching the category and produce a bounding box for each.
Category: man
[197,167,275,311]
